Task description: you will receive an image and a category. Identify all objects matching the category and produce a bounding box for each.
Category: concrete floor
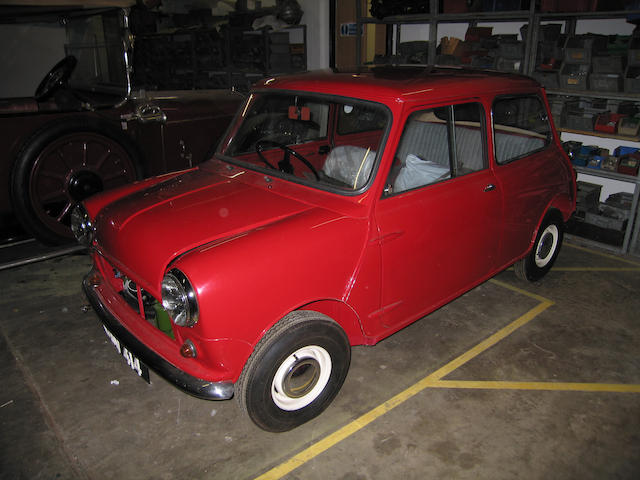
[1,241,639,480]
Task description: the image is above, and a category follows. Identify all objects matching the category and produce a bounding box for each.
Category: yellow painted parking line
[553,267,640,272]
[565,243,640,267]
[431,380,640,394]
[254,284,553,480]
[255,247,638,480]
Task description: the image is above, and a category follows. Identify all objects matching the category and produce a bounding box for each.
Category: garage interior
[1,1,640,479]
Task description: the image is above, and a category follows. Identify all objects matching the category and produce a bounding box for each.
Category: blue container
[587,156,604,169]
[614,146,639,156]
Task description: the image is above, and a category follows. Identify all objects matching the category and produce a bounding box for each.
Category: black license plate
[103,325,150,383]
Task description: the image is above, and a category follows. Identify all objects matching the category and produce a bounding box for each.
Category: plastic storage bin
[564,109,595,132]
[601,156,620,171]
[592,56,624,74]
[576,180,602,213]
[589,73,622,92]
[617,117,640,137]
[627,37,640,66]
[624,66,640,93]
[560,63,589,90]
[595,113,626,134]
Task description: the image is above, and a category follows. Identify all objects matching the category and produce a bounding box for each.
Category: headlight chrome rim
[70,204,94,246]
[161,269,199,327]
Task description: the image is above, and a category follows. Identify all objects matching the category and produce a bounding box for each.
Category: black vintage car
[0,6,242,244]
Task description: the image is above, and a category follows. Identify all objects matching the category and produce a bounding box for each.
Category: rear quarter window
[492,95,551,165]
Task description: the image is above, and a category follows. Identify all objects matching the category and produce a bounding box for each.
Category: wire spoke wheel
[11,118,142,244]
[29,133,137,239]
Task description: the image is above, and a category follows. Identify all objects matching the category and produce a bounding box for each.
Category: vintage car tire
[514,212,564,282]
[237,311,351,432]
[10,117,143,245]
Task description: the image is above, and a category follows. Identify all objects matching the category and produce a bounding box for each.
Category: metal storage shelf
[574,165,640,185]
[133,24,306,90]
[571,159,640,255]
[354,1,640,255]
[559,127,640,143]
[355,1,640,75]
[547,90,640,102]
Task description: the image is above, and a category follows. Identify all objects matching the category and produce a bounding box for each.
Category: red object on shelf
[465,27,492,42]
[544,0,599,11]
[618,152,640,176]
[594,113,627,134]
[442,0,469,13]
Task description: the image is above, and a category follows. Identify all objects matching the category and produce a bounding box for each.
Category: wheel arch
[529,196,571,249]
[297,299,367,345]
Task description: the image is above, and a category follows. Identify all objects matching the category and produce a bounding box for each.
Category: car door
[490,94,565,266]
[373,101,502,332]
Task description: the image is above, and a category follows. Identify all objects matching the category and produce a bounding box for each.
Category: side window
[386,102,486,195]
[493,95,551,165]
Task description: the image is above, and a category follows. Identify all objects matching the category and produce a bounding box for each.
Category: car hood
[94,164,314,293]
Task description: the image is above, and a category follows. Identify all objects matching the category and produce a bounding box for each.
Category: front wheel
[237,311,351,432]
[514,213,564,282]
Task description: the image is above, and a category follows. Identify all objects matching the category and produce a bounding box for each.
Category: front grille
[98,255,174,339]
[119,276,174,339]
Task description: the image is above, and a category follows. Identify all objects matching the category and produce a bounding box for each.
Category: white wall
[299,0,330,70]
[0,23,66,98]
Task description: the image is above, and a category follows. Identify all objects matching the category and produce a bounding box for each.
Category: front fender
[170,208,374,380]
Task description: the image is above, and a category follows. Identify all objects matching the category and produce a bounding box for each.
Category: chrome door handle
[484,184,496,192]
[135,104,167,124]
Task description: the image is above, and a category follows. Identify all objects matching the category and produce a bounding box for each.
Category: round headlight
[161,269,199,327]
[70,204,94,246]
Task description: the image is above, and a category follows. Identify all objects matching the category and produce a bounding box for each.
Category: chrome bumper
[83,272,234,401]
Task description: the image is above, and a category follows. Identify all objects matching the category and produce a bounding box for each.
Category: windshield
[220,92,389,192]
[65,9,127,95]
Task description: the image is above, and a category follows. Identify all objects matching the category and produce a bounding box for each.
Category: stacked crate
[559,35,597,91]
[625,34,640,93]
[437,26,525,72]
[529,24,564,89]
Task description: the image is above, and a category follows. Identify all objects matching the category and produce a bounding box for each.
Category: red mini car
[79,67,576,431]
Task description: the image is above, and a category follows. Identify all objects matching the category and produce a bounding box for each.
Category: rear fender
[528,200,568,249]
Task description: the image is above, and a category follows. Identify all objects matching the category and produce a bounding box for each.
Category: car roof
[254,66,541,103]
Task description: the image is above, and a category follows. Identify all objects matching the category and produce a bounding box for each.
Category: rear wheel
[514,213,564,282]
[237,311,351,432]
[10,117,142,244]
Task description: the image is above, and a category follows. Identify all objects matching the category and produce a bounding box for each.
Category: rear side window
[492,95,551,165]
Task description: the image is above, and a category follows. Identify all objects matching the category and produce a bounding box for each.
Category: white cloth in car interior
[322,145,376,189]
[394,154,450,192]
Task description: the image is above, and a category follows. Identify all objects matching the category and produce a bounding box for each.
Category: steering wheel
[256,140,320,181]
[35,55,77,102]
